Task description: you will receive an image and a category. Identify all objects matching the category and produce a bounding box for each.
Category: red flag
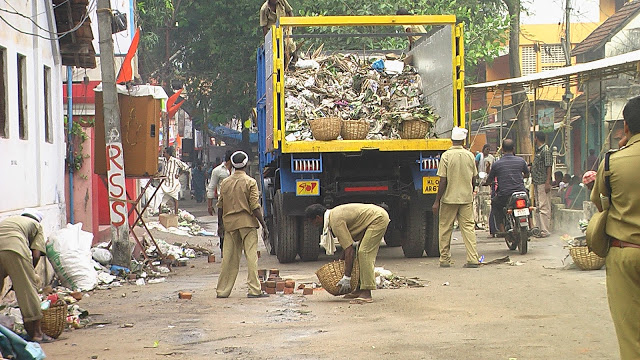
[168,100,185,118]
[116,28,141,84]
[167,88,183,109]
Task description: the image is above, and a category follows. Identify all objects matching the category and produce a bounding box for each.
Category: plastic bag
[46,223,98,291]
[91,248,112,265]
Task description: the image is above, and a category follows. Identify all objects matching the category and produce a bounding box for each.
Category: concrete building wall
[0,0,67,233]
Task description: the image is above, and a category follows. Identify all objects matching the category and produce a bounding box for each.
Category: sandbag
[46,223,98,291]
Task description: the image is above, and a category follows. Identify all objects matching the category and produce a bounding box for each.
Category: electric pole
[564,0,573,173]
[96,0,131,268]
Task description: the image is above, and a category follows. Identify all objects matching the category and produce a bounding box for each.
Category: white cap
[21,208,44,223]
[451,127,468,141]
[230,151,249,169]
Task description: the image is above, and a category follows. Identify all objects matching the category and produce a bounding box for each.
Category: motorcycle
[503,191,540,255]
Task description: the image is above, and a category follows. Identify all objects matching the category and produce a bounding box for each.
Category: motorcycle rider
[483,139,530,234]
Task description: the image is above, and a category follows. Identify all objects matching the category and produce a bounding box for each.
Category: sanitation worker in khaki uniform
[0,209,51,343]
[590,96,640,359]
[216,151,269,298]
[305,203,390,303]
[433,127,480,268]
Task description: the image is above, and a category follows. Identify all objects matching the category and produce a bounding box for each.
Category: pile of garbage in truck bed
[284,52,439,141]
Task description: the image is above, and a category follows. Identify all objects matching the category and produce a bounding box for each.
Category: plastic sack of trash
[46,223,98,291]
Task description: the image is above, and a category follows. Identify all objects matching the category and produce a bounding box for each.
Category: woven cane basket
[41,300,67,339]
[399,120,430,139]
[570,246,606,270]
[309,117,341,141]
[316,259,360,296]
[341,120,369,140]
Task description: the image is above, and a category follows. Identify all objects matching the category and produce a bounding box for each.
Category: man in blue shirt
[483,139,530,233]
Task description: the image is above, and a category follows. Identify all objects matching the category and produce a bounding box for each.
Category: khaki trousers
[0,251,42,322]
[534,184,551,235]
[357,216,390,291]
[438,203,479,265]
[605,247,640,360]
[216,227,261,297]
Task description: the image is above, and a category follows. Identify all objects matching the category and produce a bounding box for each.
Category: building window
[17,54,27,140]
[540,44,565,64]
[44,66,52,143]
[521,46,536,76]
[0,48,6,138]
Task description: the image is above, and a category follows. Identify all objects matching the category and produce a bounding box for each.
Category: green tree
[136,0,510,126]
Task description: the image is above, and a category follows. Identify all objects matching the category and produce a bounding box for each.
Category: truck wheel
[299,219,320,262]
[274,190,298,263]
[424,211,440,257]
[384,228,402,247]
[403,203,426,258]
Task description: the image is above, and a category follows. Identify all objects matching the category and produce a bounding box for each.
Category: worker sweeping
[305,203,390,303]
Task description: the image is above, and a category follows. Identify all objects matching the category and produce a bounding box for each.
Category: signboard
[296,179,320,196]
[538,108,555,133]
[422,176,439,194]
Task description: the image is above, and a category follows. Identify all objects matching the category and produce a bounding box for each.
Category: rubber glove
[336,275,351,294]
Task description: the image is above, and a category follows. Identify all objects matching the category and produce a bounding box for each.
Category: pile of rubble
[284,53,439,141]
[374,267,425,289]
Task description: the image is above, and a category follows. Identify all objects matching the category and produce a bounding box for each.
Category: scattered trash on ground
[482,256,511,265]
[374,267,425,289]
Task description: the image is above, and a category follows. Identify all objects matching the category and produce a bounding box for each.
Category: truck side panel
[410,25,454,139]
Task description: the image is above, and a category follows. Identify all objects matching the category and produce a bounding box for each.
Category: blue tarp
[208,125,258,144]
[0,325,46,359]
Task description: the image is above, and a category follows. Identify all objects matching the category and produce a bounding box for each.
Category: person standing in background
[531,132,553,238]
[433,127,480,268]
[159,146,190,214]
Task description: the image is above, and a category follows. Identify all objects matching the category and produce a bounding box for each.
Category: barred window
[521,46,537,76]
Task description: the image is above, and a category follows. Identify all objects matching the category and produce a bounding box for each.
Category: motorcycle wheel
[505,233,518,250]
[518,227,529,255]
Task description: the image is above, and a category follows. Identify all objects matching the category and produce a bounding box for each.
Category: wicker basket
[41,300,67,339]
[316,259,360,296]
[399,120,430,139]
[569,246,606,270]
[341,120,369,140]
[308,117,341,141]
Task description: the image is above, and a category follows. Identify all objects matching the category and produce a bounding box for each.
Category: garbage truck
[256,15,465,263]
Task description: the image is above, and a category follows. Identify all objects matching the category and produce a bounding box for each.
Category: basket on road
[41,300,67,339]
[569,246,605,270]
[316,259,360,296]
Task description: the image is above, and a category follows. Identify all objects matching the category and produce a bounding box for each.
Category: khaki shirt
[402,24,427,44]
[259,0,292,28]
[437,145,478,204]
[328,204,389,249]
[217,170,260,232]
[591,133,640,245]
[0,216,46,261]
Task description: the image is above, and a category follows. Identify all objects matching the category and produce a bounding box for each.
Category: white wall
[522,0,600,25]
[605,13,640,57]
[0,0,67,232]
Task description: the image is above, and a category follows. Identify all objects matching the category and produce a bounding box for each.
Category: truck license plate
[296,179,320,196]
[422,176,439,194]
[513,208,530,217]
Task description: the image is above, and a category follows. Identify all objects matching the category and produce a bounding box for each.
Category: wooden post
[96,0,131,268]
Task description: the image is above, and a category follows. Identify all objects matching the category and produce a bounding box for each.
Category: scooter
[503,191,540,255]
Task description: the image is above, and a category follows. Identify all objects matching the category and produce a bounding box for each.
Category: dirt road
[42,199,618,359]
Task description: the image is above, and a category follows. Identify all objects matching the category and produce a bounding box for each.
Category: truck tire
[299,219,320,262]
[403,203,426,258]
[274,190,298,263]
[384,228,402,247]
[424,211,440,257]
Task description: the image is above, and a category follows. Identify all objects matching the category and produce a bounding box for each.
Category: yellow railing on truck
[271,15,464,154]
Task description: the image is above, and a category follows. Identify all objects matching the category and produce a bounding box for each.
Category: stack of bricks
[258,269,300,295]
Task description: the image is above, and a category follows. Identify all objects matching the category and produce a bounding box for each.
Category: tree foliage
[136,0,509,125]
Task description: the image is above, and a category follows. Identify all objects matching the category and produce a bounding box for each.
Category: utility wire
[0,0,95,41]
